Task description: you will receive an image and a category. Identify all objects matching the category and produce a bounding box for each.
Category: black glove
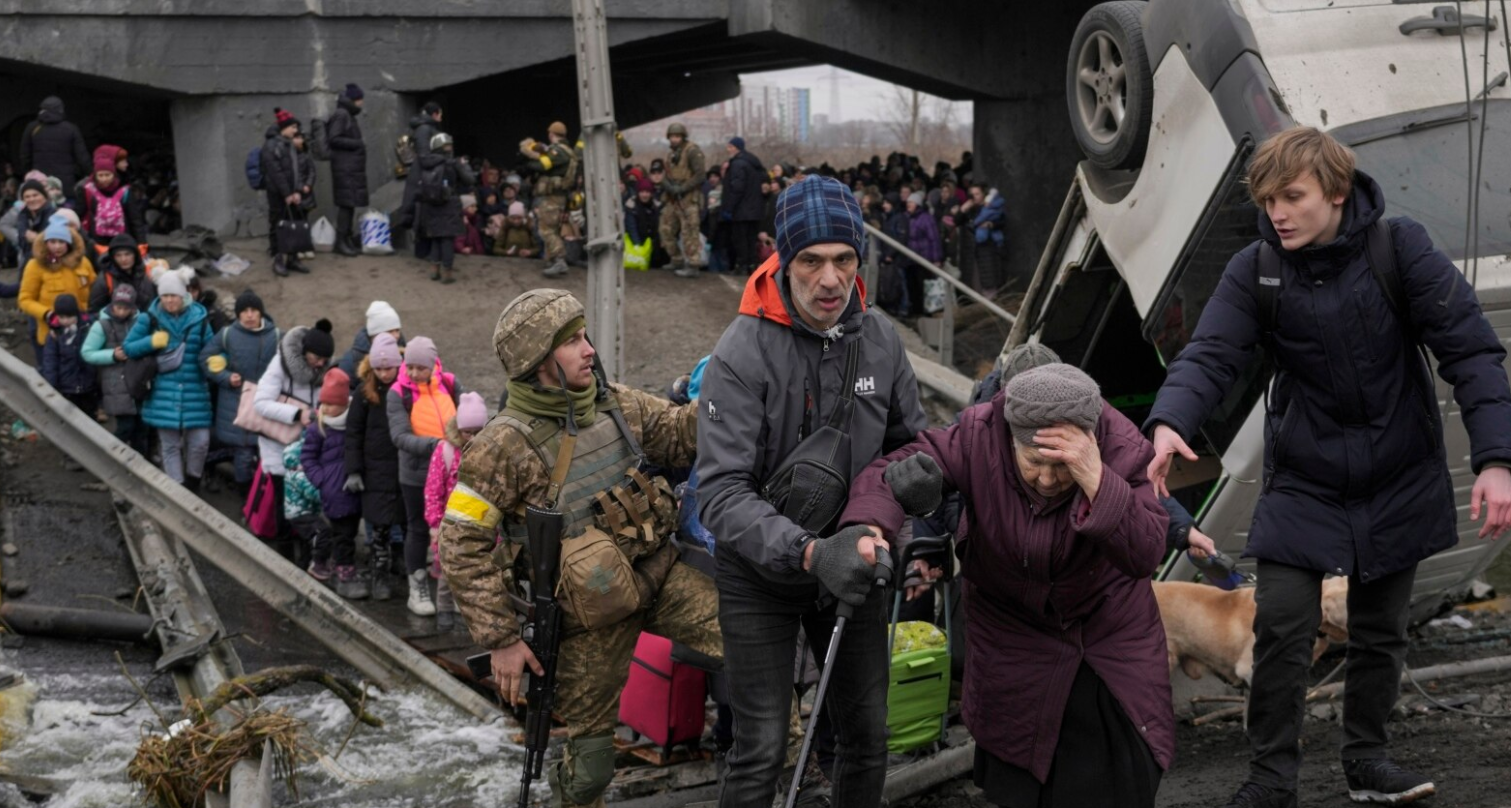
[884,453,943,517]
[808,525,879,607]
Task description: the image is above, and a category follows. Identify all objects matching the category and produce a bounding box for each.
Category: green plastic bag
[624,234,652,271]
[886,621,950,753]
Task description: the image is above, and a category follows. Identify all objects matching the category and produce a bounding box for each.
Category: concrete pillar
[972,94,1083,287]
[172,89,411,238]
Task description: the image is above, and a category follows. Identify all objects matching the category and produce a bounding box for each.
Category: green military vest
[496,397,639,543]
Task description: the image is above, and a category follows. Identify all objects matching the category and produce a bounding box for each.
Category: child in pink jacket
[424,391,487,631]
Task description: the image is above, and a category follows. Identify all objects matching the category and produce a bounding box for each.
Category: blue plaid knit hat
[773,176,865,269]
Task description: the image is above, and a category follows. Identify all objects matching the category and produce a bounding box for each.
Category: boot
[407,569,436,616]
[273,255,290,277]
[441,266,456,285]
[336,234,360,257]
[287,255,311,274]
[436,577,457,631]
[674,264,701,279]
[542,259,568,278]
[369,542,395,601]
[184,475,202,494]
[430,263,441,282]
[334,565,370,599]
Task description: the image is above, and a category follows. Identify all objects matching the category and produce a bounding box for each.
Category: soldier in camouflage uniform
[521,122,576,279]
[657,122,706,279]
[439,289,721,808]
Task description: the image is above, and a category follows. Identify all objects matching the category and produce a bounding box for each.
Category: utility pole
[572,0,623,379]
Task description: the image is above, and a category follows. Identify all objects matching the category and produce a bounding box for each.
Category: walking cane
[784,549,893,808]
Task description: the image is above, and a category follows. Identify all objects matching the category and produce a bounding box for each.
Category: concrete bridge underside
[1,0,1099,278]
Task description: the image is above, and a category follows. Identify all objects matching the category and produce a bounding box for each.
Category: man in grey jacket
[697,175,927,808]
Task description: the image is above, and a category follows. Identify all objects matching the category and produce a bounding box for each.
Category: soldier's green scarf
[505,378,599,428]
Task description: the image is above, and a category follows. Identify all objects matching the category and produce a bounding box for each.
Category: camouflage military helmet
[548,121,568,137]
[666,122,687,138]
[495,289,586,379]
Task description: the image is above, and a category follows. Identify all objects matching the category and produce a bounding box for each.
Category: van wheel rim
[1075,30,1128,146]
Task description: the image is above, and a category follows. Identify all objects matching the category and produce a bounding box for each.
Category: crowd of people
[8,85,1504,808]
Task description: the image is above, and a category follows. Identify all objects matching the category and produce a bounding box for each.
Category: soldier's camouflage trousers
[658,192,703,267]
[535,194,567,262]
[547,560,722,807]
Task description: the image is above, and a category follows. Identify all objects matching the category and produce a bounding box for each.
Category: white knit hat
[366,300,401,336]
[156,267,191,299]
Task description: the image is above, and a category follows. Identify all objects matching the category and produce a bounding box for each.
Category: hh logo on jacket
[854,377,876,395]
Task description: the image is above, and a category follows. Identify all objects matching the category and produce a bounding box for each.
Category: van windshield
[1349,100,1511,262]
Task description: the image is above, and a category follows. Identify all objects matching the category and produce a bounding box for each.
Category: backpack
[418,161,451,206]
[308,117,331,161]
[1255,217,1432,400]
[87,184,129,238]
[245,147,265,190]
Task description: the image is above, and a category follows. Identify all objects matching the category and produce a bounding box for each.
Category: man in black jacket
[327,83,369,256]
[261,108,308,277]
[721,137,766,275]
[20,97,89,200]
[1145,127,1511,808]
[397,102,444,243]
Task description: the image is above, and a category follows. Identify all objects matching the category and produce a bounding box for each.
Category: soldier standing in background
[658,122,706,279]
[521,122,576,279]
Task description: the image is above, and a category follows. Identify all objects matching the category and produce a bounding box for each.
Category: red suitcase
[618,632,707,753]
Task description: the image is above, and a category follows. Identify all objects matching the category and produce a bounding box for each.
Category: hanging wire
[1455,0,1476,273]
[1468,0,1493,287]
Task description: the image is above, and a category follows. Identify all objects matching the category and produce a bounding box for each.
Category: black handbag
[762,338,862,535]
[276,206,313,255]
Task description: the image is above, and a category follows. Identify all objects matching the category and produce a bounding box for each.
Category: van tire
[1067,1,1154,170]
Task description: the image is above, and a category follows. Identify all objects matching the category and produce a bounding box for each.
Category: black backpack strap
[1364,217,1409,327]
[1254,241,1282,342]
[824,337,863,431]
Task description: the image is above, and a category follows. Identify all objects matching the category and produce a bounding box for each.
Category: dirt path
[206,239,750,399]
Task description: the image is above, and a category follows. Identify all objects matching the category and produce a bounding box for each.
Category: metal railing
[863,223,1017,325]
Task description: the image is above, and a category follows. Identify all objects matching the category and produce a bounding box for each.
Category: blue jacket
[971,189,1006,246]
[301,418,360,519]
[124,299,214,430]
[1145,171,1511,582]
[41,313,97,395]
[200,316,280,446]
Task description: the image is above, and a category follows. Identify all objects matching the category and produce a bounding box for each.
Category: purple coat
[841,398,1174,782]
[906,207,942,264]
[300,420,360,520]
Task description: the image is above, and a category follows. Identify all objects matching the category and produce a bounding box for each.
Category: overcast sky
[739,65,973,125]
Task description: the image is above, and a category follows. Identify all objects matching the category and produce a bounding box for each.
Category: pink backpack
[88,183,128,238]
[243,466,279,539]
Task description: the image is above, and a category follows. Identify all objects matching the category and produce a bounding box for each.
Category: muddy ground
[3,248,1511,806]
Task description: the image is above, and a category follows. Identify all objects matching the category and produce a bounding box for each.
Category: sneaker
[542,259,568,278]
[407,569,436,616]
[1344,759,1435,804]
[1221,782,1298,808]
[436,610,456,632]
[674,265,701,279]
[307,558,334,582]
[334,565,370,600]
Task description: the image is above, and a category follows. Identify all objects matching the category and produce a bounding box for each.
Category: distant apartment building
[632,83,811,144]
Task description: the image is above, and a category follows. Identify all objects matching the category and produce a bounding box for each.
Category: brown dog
[1153,577,1349,687]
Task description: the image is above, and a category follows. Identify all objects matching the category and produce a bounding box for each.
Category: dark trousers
[426,237,455,269]
[112,413,152,457]
[716,552,889,808]
[337,206,355,241]
[729,220,758,273]
[1247,559,1416,790]
[313,514,361,566]
[62,391,99,417]
[400,483,429,574]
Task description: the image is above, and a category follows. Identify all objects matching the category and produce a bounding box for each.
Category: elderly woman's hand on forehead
[1032,426,1102,502]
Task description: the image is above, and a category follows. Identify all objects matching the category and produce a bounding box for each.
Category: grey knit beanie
[1003,363,1102,447]
[998,342,1061,387]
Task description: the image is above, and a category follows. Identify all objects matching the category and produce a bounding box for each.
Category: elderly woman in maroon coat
[841,363,1174,807]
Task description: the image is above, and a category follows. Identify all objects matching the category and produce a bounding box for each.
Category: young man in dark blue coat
[1145,127,1511,808]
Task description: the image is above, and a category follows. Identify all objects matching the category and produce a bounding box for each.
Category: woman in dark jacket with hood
[200,290,279,491]
[345,333,405,600]
[20,97,89,196]
[413,133,475,284]
[326,84,369,257]
[88,234,156,313]
[843,363,1173,808]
